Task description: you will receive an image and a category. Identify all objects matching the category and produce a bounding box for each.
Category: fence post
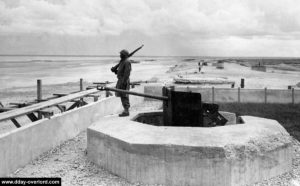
[80,78,84,105]
[80,78,83,91]
[264,87,267,104]
[37,79,42,119]
[238,87,240,103]
[212,87,215,103]
[292,88,295,105]
[105,84,110,97]
[37,79,42,102]
[241,78,245,88]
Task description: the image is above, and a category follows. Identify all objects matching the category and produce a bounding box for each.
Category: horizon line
[0,54,300,59]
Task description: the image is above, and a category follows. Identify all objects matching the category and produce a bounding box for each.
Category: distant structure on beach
[251,61,266,72]
[216,60,224,69]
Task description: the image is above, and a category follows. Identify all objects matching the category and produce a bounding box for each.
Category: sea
[0,55,179,90]
[2,55,299,91]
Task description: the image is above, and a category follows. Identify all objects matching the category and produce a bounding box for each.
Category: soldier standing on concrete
[114,49,132,117]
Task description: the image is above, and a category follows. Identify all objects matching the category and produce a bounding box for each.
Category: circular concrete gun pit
[87,110,292,186]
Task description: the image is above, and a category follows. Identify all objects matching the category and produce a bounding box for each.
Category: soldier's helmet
[120,49,129,57]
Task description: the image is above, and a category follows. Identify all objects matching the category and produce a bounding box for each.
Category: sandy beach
[1,57,300,107]
[1,57,300,185]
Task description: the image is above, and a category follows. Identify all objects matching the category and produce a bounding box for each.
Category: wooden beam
[27,113,38,122]
[9,102,31,108]
[11,118,21,128]
[0,107,14,112]
[55,105,66,112]
[67,101,80,111]
[0,88,100,122]
[53,93,68,97]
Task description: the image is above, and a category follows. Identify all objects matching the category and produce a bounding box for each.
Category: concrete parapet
[87,113,292,186]
[0,86,144,176]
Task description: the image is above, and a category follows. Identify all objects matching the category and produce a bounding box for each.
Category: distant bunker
[251,65,267,72]
[212,60,225,69]
[87,88,292,186]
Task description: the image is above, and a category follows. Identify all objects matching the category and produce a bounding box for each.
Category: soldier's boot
[119,108,129,117]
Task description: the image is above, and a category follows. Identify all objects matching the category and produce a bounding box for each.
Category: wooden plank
[0,88,100,122]
[55,105,66,112]
[27,113,38,122]
[53,93,68,97]
[0,107,14,112]
[11,118,21,128]
[67,101,80,111]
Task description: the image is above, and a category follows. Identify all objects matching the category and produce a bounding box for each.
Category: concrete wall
[0,86,144,176]
[88,114,292,186]
[144,84,300,104]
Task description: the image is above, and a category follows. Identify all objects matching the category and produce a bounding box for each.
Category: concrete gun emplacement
[98,86,227,127]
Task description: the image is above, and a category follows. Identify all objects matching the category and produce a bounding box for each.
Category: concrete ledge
[0,86,144,176]
[87,112,293,186]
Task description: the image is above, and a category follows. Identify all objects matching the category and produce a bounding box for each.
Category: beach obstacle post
[80,78,83,91]
[80,78,84,106]
[241,78,245,88]
[37,79,43,119]
[37,79,42,102]
[264,87,268,104]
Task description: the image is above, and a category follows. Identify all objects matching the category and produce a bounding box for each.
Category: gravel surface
[10,101,300,186]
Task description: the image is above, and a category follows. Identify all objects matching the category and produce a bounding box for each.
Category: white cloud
[0,0,300,56]
[1,0,300,38]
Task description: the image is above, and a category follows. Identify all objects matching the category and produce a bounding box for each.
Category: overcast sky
[0,0,300,56]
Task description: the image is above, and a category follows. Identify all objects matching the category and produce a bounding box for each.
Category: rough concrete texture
[0,86,144,176]
[87,113,293,186]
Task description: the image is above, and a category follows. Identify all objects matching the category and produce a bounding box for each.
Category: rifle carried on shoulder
[111,45,144,74]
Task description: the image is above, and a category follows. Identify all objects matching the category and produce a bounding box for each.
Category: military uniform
[116,58,131,111]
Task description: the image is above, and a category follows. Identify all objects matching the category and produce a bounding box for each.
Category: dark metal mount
[98,86,227,127]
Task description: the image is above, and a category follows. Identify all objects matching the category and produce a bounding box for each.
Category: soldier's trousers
[120,96,130,110]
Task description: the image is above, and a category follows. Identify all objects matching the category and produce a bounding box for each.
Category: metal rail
[98,87,168,101]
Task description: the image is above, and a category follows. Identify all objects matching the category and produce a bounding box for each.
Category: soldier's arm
[122,61,131,82]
